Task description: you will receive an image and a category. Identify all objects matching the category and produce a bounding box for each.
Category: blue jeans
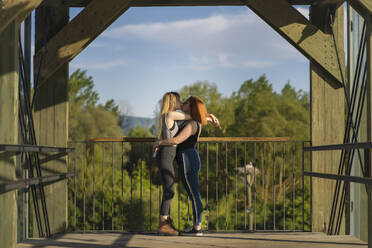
[176,148,203,226]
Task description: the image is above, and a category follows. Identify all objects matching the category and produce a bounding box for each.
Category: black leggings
[156,146,177,216]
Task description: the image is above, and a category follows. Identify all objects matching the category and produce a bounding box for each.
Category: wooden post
[247,177,253,231]
[310,6,345,233]
[0,21,19,248]
[366,13,372,248]
[33,1,69,236]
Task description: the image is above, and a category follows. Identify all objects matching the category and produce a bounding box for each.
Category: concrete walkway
[17,232,367,248]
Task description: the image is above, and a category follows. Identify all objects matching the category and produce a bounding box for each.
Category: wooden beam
[34,2,69,236]
[359,0,372,13]
[246,0,344,88]
[0,0,43,33]
[316,0,344,6]
[348,0,372,18]
[43,0,344,87]
[63,0,317,7]
[34,0,133,86]
[63,0,349,7]
[0,21,19,247]
[310,5,345,233]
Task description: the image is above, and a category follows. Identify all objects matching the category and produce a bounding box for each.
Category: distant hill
[120,115,155,134]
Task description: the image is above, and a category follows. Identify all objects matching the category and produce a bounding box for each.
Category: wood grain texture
[17,232,367,248]
[347,0,372,19]
[33,2,69,237]
[0,0,43,33]
[310,5,345,234]
[62,0,344,7]
[0,21,19,248]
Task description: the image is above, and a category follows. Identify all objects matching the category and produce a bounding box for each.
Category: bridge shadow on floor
[17,232,367,248]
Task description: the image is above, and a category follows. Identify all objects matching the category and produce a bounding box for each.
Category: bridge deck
[17,232,367,248]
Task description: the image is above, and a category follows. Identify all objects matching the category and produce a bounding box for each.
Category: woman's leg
[157,147,178,235]
[177,149,203,227]
[157,147,176,216]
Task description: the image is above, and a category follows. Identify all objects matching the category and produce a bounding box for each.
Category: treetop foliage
[178,75,309,141]
[68,69,122,141]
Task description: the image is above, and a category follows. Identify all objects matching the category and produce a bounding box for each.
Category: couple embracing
[154,92,220,236]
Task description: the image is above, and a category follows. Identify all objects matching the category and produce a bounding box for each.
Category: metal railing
[303,141,372,248]
[68,137,309,232]
[0,144,75,240]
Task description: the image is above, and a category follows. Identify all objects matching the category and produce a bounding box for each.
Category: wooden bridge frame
[0,0,371,247]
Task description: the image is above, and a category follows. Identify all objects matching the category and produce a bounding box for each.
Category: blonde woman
[155,96,219,236]
[156,92,218,236]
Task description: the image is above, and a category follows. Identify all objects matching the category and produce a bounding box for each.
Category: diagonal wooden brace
[246,0,345,88]
[348,0,372,18]
[33,0,133,87]
[0,0,43,33]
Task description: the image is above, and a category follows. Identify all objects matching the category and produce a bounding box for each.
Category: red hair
[187,96,208,125]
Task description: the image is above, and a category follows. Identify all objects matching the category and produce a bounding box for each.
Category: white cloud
[240,60,272,68]
[71,59,129,70]
[104,9,306,70]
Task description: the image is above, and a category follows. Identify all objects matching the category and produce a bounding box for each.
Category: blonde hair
[161,92,180,115]
[157,92,181,139]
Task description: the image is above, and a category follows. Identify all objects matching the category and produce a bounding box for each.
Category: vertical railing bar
[225,143,228,230]
[83,143,86,232]
[130,162,133,212]
[273,143,276,230]
[254,142,257,231]
[26,151,30,239]
[283,143,286,231]
[74,147,77,230]
[216,142,219,231]
[67,150,71,231]
[93,143,96,231]
[140,144,143,213]
[302,142,305,231]
[121,142,124,231]
[244,142,247,230]
[102,143,105,231]
[264,142,266,230]
[149,143,152,231]
[235,143,237,230]
[206,143,209,231]
[310,141,313,232]
[112,142,114,231]
[292,143,295,230]
[159,184,162,228]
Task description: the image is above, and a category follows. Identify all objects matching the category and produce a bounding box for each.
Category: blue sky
[69,6,310,118]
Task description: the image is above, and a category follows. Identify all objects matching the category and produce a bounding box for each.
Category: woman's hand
[208,114,221,128]
[153,141,160,152]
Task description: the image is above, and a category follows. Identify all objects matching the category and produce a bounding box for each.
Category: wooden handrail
[88,137,291,142]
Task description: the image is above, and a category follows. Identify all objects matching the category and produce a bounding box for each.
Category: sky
[69,6,311,118]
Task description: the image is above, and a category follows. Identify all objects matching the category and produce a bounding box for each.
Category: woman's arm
[167,111,191,121]
[169,111,220,127]
[156,121,197,146]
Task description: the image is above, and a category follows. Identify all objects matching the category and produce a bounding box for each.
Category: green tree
[179,81,231,137]
[68,69,123,141]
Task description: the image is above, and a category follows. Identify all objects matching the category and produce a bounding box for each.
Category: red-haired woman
[155,96,219,236]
